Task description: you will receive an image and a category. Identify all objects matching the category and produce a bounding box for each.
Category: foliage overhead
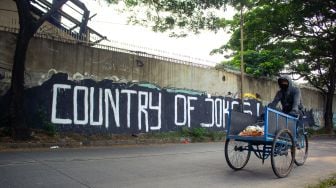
[215,1,335,133]
[104,0,335,133]
[106,0,254,36]
[218,1,336,94]
[106,1,335,90]
[218,49,287,77]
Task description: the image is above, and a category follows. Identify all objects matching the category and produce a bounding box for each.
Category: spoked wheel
[225,139,251,170]
[271,129,295,178]
[294,133,308,166]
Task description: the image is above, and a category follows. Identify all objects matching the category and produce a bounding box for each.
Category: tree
[108,0,335,133]
[216,1,336,133]
[10,0,68,139]
[107,0,230,36]
[216,49,286,77]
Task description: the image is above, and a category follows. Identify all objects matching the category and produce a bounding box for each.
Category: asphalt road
[0,138,335,188]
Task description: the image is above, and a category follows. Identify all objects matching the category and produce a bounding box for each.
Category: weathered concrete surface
[0,31,332,112]
[0,138,335,188]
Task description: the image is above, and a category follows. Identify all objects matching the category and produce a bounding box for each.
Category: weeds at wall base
[0,126,226,151]
[306,128,336,138]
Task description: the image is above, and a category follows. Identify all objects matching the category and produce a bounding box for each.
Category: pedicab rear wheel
[294,133,308,166]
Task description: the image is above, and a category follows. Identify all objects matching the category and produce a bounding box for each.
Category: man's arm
[268,91,281,108]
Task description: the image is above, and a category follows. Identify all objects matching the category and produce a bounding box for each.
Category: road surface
[0,138,335,188]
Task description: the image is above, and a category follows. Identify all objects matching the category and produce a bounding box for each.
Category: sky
[57,1,308,83]
[63,0,236,66]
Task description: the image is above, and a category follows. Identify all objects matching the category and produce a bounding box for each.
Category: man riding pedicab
[268,76,304,117]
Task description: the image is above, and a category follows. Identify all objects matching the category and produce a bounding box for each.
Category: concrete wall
[0,31,237,97]
[0,0,333,113]
[0,0,334,131]
[0,30,335,130]
[0,0,17,26]
[0,31,331,111]
[0,72,262,133]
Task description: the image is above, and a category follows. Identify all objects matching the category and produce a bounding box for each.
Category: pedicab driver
[268,76,303,117]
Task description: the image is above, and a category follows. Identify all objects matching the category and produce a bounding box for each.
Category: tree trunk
[10,28,32,140]
[324,41,336,134]
[11,0,68,140]
[324,91,335,134]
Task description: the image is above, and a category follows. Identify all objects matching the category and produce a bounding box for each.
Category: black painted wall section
[0,73,267,134]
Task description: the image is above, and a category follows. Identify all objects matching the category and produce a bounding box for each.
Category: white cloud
[78,0,235,66]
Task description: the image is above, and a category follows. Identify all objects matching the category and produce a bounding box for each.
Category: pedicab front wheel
[224,138,251,170]
[271,129,295,178]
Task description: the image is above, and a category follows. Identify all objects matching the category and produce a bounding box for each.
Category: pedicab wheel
[294,133,308,166]
[224,138,251,170]
[271,129,295,178]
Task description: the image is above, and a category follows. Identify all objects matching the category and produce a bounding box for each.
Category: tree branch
[34,0,69,30]
[16,0,34,28]
[305,75,327,94]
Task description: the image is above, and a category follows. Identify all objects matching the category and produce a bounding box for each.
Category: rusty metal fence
[0,15,216,70]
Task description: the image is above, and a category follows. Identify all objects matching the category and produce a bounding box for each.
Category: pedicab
[224,107,308,178]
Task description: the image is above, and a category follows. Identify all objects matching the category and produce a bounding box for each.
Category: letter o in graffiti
[215,98,222,127]
[73,86,89,125]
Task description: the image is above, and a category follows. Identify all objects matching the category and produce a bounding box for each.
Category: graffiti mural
[312,110,324,128]
[0,73,263,134]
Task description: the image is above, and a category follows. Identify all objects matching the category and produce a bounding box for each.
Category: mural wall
[1,30,334,133]
[0,73,263,134]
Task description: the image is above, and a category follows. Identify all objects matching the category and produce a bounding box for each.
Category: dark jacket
[269,76,303,114]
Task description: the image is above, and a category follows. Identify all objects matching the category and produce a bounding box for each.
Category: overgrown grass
[0,126,11,137]
[0,113,11,137]
[307,174,336,188]
[144,131,182,139]
[306,128,336,137]
[34,107,56,136]
[181,127,226,142]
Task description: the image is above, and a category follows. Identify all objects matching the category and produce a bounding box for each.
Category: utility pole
[240,4,245,112]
